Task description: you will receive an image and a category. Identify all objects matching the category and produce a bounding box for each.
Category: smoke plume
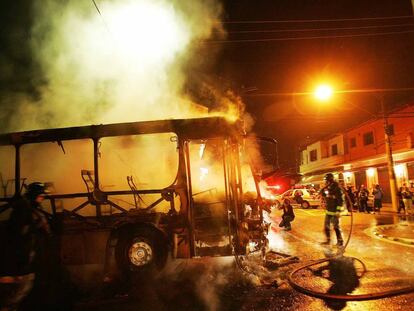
[1,0,235,132]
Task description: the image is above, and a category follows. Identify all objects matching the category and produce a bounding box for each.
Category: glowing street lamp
[313,83,399,211]
[314,84,333,102]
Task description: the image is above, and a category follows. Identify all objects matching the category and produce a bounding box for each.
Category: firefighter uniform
[320,174,344,246]
[0,183,50,310]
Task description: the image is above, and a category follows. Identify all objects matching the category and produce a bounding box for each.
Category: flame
[103,1,189,64]
[199,143,206,159]
[199,167,209,181]
[2,0,225,133]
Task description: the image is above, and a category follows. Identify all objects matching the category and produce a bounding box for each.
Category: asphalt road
[69,209,414,311]
[262,208,414,311]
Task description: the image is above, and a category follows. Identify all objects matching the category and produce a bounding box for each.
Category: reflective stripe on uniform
[0,273,34,284]
[325,210,340,216]
[0,276,17,283]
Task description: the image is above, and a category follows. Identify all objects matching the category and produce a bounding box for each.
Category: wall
[300,134,344,174]
[345,104,414,163]
[299,103,414,199]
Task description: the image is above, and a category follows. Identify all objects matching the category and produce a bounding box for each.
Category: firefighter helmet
[324,173,334,182]
[26,182,50,200]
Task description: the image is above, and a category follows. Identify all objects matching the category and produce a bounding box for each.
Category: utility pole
[380,95,399,212]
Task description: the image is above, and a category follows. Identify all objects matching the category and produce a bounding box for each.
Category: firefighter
[320,173,344,246]
[0,182,51,310]
[278,198,295,231]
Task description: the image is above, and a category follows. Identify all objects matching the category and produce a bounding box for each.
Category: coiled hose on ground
[287,188,414,301]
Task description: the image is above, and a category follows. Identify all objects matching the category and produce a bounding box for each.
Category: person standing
[357,185,369,213]
[397,186,406,214]
[345,186,356,212]
[353,187,360,212]
[401,183,413,215]
[278,198,295,231]
[372,184,383,214]
[320,173,344,246]
[0,182,51,310]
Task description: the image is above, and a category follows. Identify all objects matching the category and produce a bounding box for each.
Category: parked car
[272,188,321,209]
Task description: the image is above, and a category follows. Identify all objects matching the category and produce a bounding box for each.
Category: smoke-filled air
[2,0,239,132]
[0,0,263,214]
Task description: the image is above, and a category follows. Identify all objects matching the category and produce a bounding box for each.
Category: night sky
[219,0,414,169]
[1,0,414,169]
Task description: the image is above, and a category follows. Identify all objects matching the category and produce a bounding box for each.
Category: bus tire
[115,226,168,278]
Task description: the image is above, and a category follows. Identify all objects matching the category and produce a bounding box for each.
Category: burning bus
[0,116,275,279]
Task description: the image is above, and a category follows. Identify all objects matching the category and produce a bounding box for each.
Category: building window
[310,149,317,162]
[331,144,338,156]
[363,132,374,146]
[350,137,356,148]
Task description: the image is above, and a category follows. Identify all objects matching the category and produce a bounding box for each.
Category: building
[299,103,414,202]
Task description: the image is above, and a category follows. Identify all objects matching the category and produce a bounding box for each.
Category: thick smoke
[0,0,252,203]
[2,0,233,132]
[0,4,280,310]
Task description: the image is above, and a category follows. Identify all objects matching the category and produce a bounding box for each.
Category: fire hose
[286,188,414,301]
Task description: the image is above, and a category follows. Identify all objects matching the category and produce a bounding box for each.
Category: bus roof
[0,117,244,146]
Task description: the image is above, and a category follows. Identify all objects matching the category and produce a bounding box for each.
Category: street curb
[371,223,414,246]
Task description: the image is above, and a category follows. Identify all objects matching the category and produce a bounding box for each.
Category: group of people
[1,176,413,308]
[344,184,384,214]
[398,183,413,215]
[277,174,414,247]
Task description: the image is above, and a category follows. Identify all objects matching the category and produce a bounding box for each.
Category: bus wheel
[301,201,310,209]
[115,227,168,277]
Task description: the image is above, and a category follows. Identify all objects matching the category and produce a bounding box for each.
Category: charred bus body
[0,117,271,279]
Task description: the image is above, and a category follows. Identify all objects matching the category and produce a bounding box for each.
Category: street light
[314,84,333,102]
[313,86,399,212]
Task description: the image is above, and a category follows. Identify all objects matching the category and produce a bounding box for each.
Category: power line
[227,23,414,34]
[91,0,112,34]
[206,29,414,43]
[387,115,414,118]
[223,15,414,24]
[244,87,414,98]
[255,111,414,121]
[91,0,103,17]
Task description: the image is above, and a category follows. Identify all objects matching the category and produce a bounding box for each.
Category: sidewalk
[380,203,397,213]
[360,203,414,246]
[368,204,414,245]
[371,222,414,246]
[373,202,412,215]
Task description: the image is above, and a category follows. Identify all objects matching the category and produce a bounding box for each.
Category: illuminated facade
[299,103,414,202]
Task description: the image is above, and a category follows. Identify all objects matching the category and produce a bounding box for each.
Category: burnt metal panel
[0,117,243,146]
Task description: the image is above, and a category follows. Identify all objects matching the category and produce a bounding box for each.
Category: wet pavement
[267,208,414,311]
[75,209,414,310]
[369,222,414,246]
[22,208,414,310]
